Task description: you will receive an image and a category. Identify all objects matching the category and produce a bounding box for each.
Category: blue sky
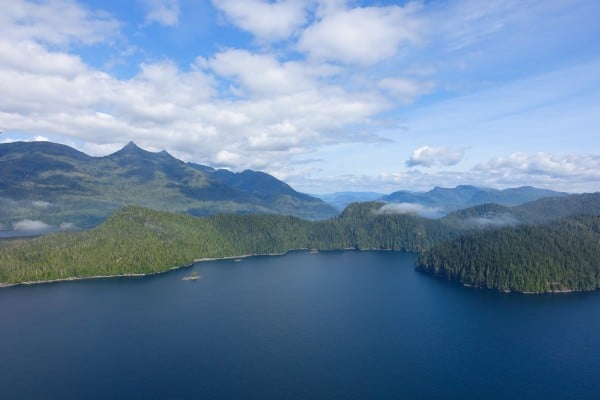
[1,0,599,193]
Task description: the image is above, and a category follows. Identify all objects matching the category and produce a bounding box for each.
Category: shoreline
[1,249,590,294]
[0,249,315,289]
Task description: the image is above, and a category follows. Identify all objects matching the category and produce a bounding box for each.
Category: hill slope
[417,215,600,293]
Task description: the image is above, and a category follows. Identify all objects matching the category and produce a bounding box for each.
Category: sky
[0,0,599,194]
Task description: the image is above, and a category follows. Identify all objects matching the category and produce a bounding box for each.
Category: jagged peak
[121,141,142,152]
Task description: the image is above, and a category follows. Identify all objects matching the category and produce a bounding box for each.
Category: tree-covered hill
[2,193,600,292]
[416,215,600,293]
[0,202,459,285]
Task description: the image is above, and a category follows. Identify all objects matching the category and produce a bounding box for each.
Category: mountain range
[0,141,337,231]
[380,185,568,212]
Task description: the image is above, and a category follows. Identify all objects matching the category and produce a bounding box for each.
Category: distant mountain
[443,192,600,227]
[316,192,385,210]
[383,185,568,212]
[0,141,337,230]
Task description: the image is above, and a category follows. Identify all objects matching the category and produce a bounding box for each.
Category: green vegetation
[0,203,459,285]
[2,191,600,293]
[417,215,600,293]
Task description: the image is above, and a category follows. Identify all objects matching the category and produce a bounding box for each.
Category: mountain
[443,192,600,227]
[316,192,386,210]
[0,141,337,230]
[382,185,568,212]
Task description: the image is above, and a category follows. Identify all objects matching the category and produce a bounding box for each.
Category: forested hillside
[417,215,600,293]
[2,193,600,292]
[0,202,459,285]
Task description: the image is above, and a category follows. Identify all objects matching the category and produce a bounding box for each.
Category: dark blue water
[1,251,600,399]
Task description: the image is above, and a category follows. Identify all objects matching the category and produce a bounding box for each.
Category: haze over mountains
[317,185,568,212]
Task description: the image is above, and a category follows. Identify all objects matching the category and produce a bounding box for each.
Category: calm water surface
[1,251,600,399]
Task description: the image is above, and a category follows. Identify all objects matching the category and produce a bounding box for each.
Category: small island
[182,271,200,281]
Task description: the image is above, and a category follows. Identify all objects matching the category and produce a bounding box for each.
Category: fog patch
[32,201,52,209]
[375,203,445,219]
[13,220,52,232]
[0,220,77,238]
[469,212,519,228]
[59,222,76,230]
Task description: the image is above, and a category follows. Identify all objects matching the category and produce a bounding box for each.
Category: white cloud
[476,153,600,182]
[13,219,52,232]
[0,2,391,174]
[59,222,76,230]
[0,0,119,46]
[0,40,88,78]
[141,0,179,26]
[212,0,308,41]
[32,201,51,208]
[298,3,422,65]
[375,203,444,219]
[469,213,519,228]
[205,49,336,96]
[406,146,465,168]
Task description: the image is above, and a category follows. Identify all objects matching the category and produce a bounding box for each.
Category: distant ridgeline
[2,192,600,293]
[0,140,337,229]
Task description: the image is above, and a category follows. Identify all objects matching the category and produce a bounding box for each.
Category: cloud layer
[0,0,598,194]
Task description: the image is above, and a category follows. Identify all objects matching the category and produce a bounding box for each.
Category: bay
[1,250,599,399]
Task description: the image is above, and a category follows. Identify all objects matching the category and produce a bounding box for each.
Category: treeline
[3,197,600,293]
[416,215,600,293]
[0,203,459,284]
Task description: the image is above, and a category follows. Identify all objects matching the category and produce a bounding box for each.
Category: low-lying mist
[375,203,445,219]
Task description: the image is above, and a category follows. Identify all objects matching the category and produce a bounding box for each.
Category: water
[1,251,600,399]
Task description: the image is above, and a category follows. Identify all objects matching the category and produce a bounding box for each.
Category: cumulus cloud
[375,203,444,219]
[212,0,308,41]
[406,146,465,168]
[205,49,337,96]
[140,0,179,26]
[0,0,120,46]
[0,1,390,175]
[478,153,600,179]
[298,2,422,65]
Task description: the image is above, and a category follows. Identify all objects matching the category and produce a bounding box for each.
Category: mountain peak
[108,141,149,159]
[121,141,141,152]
